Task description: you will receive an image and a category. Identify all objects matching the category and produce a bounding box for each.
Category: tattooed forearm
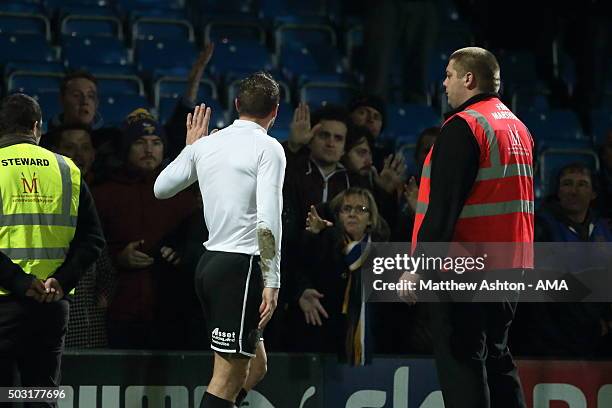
[257,228,276,274]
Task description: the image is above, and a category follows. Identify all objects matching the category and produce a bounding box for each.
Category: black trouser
[427,293,526,408]
[0,297,69,408]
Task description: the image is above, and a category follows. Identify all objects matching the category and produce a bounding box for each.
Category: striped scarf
[341,234,371,366]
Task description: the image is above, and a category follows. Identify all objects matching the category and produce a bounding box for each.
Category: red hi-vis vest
[411,97,534,269]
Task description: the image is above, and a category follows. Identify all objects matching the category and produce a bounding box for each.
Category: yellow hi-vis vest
[0,143,81,295]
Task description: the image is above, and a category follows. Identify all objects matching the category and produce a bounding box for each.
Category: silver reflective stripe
[0,153,75,226]
[54,153,73,218]
[0,213,77,227]
[459,200,534,218]
[464,109,500,166]
[461,110,533,181]
[475,162,533,181]
[421,164,431,179]
[416,201,428,214]
[0,247,67,259]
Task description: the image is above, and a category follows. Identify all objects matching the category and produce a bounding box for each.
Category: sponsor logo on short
[211,327,236,347]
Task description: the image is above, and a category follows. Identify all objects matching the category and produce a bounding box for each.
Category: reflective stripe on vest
[1,247,68,260]
[0,144,80,295]
[417,109,534,218]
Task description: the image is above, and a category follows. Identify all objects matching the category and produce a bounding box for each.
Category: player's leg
[234,340,267,406]
[202,351,250,407]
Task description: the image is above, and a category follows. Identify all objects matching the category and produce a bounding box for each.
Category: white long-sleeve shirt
[154,119,286,288]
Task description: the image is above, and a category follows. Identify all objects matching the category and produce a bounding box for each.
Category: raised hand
[305,205,333,234]
[186,103,211,145]
[288,102,321,153]
[185,43,215,103]
[299,289,329,326]
[374,153,407,193]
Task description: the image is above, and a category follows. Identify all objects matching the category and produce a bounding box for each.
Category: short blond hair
[330,187,380,232]
[450,47,501,93]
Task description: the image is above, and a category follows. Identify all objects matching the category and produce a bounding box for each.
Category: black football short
[194,250,264,357]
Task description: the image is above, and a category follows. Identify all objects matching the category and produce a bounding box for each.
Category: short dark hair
[46,124,92,149]
[450,47,501,93]
[415,126,440,160]
[0,93,42,136]
[557,162,597,191]
[345,125,373,153]
[236,72,280,118]
[60,70,98,96]
[311,104,350,128]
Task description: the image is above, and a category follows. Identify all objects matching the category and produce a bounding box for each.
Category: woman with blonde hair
[294,187,388,365]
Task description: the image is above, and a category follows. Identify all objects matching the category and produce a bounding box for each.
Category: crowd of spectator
[29,49,610,361]
[2,0,610,362]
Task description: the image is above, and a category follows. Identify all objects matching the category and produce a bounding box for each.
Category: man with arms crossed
[154,72,285,408]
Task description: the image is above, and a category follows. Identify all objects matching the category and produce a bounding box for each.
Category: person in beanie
[349,94,398,174]
[349,94,386,140]
[92,108,197,349]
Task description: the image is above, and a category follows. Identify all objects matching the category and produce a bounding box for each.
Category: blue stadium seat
[538,147,600,196]
[591,109,612,145]
[98,94,150,127]
[0,34,57,65]
[116,0,185,13]
[57,4,117,18]
[275,23,336,54]
[425,51,450,97]
[198,0,254,14]
[134,40,199,78]
[522,109,585,142]
[385,104,441,144]
[398,142,418,177]
[204,21,266,44]
[268,101,295,141]
[7,71,64,94]
[62,36,130,68]
[80,64,139,76]
[61,15,123,38]
[96,75,144,96]
[279,45,343,79]
[129,9,187,20]
[498,50,538,93]
[154,77,218,109]
[3,61,65,77]
[208,40,273,79]
[46,0,107,9]
[512,84,551,114]
[345,25,363,68]
[0,2,45,14]
[132,18,194,43]
[158,97,226,129]
[0,13,50,39]
[260,0,327,19]
[300,82,356,107]
[557,52,576,89]
[33,91,63,130]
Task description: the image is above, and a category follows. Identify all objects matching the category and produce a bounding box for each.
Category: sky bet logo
[21,172,39,194]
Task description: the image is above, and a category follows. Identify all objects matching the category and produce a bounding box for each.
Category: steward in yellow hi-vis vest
[0,143,81,295]
[0,93,105,395]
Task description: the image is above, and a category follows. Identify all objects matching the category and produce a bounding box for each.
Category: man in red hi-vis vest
[404,47,534,408]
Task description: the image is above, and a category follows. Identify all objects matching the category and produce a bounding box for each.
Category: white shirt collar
[232,119,267,133]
